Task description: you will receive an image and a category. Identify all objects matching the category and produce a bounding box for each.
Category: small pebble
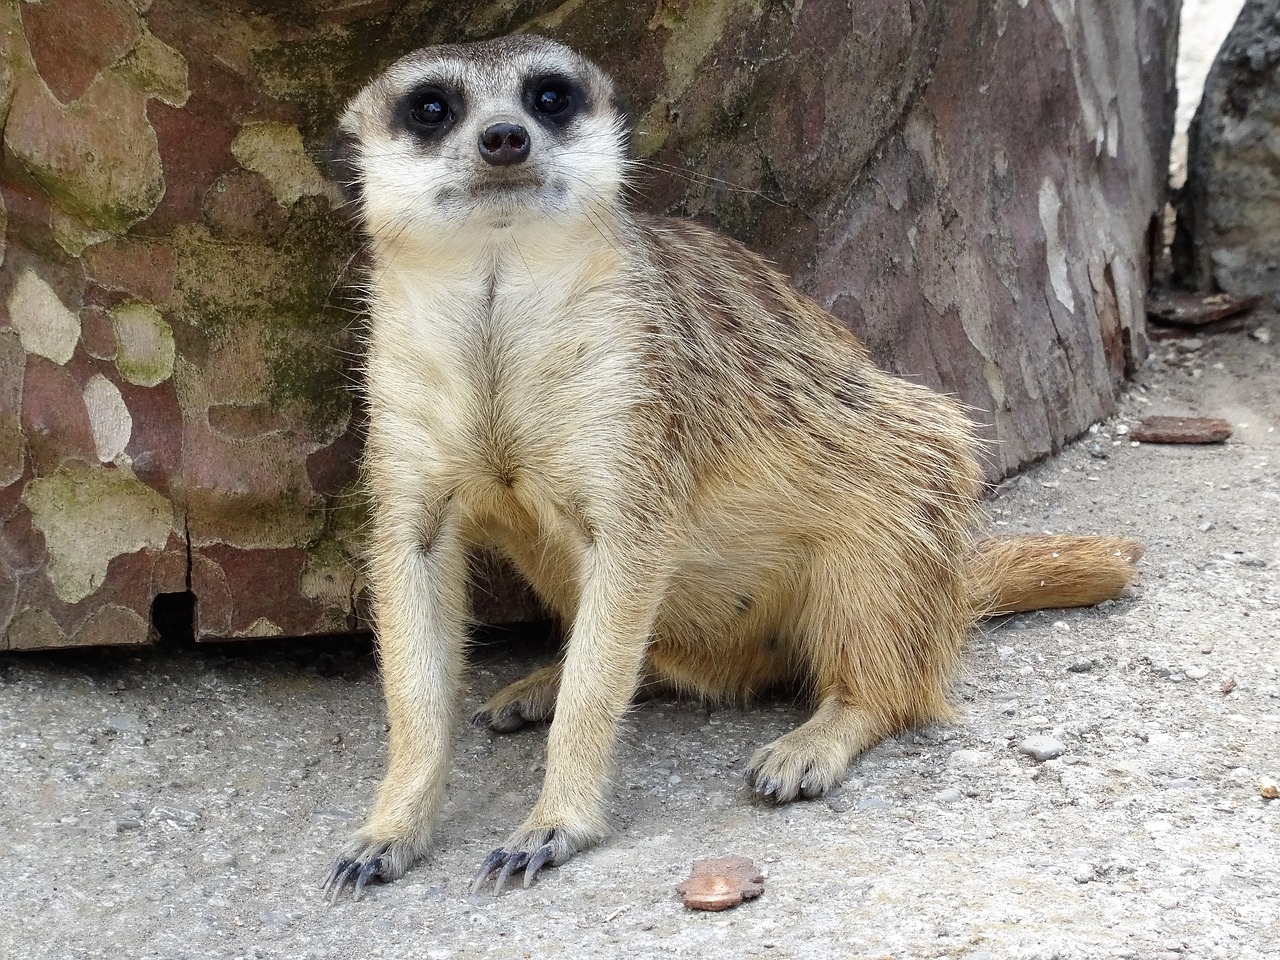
[1018,735,1066,762]
[1068,658,1095,673]
[856,796,893,812]
[106,715,141,735]
[826,793,854,814]
[935,787,962,803]
[1072,863,1097,884]
[1184,667,1209,681]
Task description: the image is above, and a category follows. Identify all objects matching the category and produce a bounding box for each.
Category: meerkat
[322,34,1143,900]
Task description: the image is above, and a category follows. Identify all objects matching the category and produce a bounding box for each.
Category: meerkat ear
[322,126,365,219]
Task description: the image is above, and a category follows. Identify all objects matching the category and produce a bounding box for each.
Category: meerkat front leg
[324,483,468,901]
[472,544,669,893]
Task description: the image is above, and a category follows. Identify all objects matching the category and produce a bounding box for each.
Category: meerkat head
[334,35,628,240]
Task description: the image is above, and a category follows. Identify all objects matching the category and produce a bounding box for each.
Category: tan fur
[970,534,1145,616]
[322,36,1142,898]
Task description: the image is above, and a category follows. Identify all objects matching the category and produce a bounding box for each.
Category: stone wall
[1175,0,1280,298]
[0,0,1178,649]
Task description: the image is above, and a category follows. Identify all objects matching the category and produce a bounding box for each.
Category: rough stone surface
[1176,0,1280,299]
[0,1,1178,648]
[0,321,1276,958]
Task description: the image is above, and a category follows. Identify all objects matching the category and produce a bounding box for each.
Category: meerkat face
[335,35,628,238]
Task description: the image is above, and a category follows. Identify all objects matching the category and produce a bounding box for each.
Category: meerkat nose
[479,122,531,166]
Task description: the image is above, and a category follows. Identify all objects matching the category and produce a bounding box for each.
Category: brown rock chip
[677,856,765,911]
[1130,416,1232,444]
[1146,290,1261,328]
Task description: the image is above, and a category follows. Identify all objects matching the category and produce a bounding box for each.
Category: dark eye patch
[525,74,585,128]
[395,82,464,141]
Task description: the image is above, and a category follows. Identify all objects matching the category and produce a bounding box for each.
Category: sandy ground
[2,313,1276,959]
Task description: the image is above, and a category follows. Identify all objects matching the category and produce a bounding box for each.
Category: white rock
[1017,735,1066,762]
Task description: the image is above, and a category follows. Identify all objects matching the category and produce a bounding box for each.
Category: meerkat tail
[968,534,1145,617]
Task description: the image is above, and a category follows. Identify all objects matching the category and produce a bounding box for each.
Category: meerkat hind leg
[470,663,562,732]
[745,552,958,802]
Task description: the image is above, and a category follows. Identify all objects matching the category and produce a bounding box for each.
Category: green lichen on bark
[22,460,174,604]
[110,300,176,387]
[170,199,359,440]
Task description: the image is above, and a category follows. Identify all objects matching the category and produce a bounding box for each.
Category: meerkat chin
[322,34,1143,901]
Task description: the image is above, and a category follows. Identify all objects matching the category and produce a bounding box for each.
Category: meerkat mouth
[471,178,542,194]
[466,176,571,206]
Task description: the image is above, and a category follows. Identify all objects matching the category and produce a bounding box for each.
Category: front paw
[323,827,428,902]
[469,820,602,895]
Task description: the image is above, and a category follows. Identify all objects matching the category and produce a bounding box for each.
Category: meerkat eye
[410,91,451,127]
[532,80,572,116]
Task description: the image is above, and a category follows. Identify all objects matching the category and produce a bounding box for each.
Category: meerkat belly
[648,497,812,698]
[369,257,635,490]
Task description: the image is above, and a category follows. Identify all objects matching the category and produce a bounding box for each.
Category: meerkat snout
[478,122,531,166]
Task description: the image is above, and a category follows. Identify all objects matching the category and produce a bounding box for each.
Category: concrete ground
[2,316,1277,959]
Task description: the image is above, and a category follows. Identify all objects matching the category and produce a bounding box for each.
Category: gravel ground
[2,316,1277,960]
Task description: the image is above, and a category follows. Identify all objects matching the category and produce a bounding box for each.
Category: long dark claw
[470,848,506,894]
[800,775,825,800]
[524,844,555,888]
[322,856,351,893]
[493,851,530,895]
[326,859,360,903]
[353,857,383,901]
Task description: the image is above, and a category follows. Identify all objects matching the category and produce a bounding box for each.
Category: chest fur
[363,235,642,500]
